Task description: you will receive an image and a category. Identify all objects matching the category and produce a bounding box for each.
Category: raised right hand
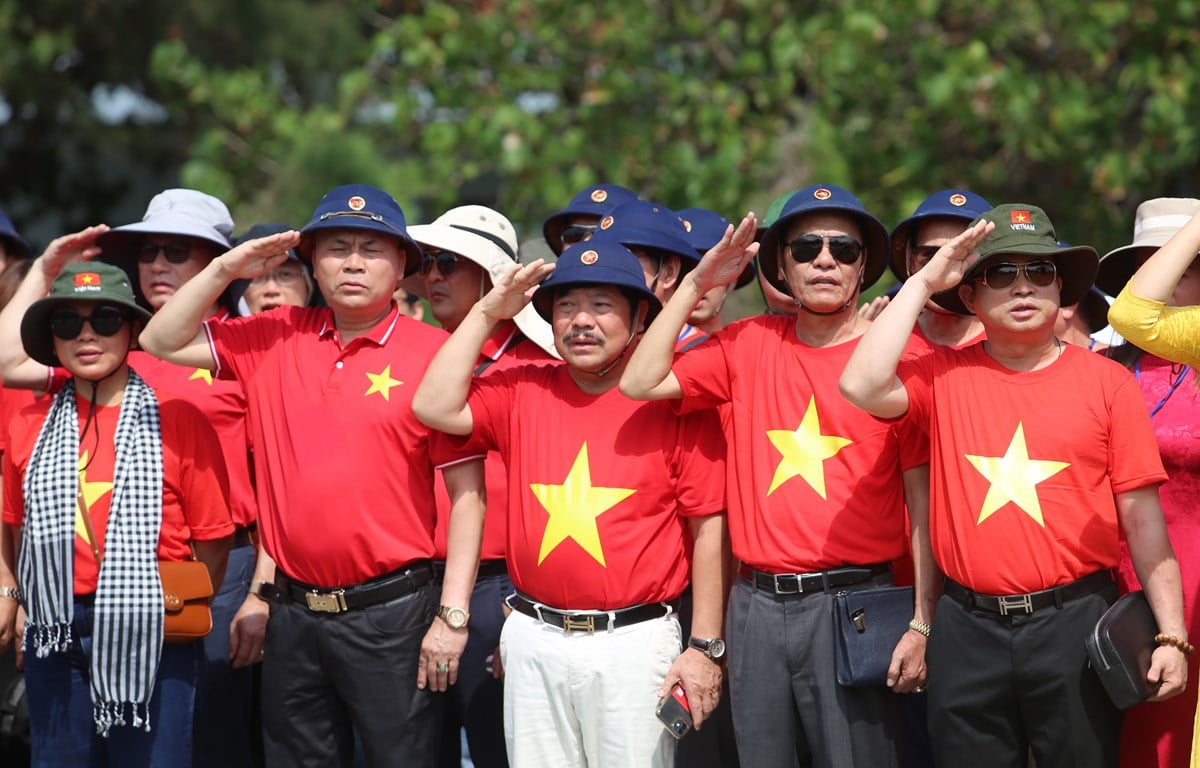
[914,219,996,294]
[37,225,110,281]
[216,230,301,282]
[479,259,556,322]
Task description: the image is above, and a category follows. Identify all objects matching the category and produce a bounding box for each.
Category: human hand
[14,605,25,670]
[37,225,110,281]
[914,219,996,294]
[417,617,469,691]
[0,594,17,654]
[688,213,759,296]
[858,294,890,321]
[886,629,928,693]
[228,595,269,669]
[1146,644,1188,702]
[479,259,555,322]
[216,230,300,282]
[658,647,723,729]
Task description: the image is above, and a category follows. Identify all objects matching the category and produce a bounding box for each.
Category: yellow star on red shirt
[188,368,214,385]
[75,451,113,544]
[529,442,635,567]
[364,364,403,401]
[965,422,1070,527]
[765,396,852,499]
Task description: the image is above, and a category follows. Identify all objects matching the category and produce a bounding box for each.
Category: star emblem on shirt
[965,422,1070,527]
[529,442,635,567]
[188,368,214,385]
[765,396,852,499]
[364,364,403,401]
[75,451,113,544]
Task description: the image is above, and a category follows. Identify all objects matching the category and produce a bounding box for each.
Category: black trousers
[927,585,1121,768]
[262,582,439,768]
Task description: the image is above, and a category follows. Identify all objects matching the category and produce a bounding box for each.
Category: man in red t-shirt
[410,204,559,768]
[841,204,1188,767]
[138,185,485,768]
[623,184,935,768]
[413,239,727,768]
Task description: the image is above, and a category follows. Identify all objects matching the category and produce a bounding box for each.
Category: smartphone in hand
[656,683,693,739]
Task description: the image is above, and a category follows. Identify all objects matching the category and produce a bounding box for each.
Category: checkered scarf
[19,371,165,736]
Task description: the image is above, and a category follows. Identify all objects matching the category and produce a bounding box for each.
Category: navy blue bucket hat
[532,237,662,326]
[678,207,755,289]
[759,184,890,295]
[889,189,993,281]
[297,184,423,276]
[0,209,33,260]
[542,183,639,254]
[593,200,697,265]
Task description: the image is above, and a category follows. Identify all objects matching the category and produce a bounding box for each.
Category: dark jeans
[195,542,258,768]
[927,585,1121,768]
[24,597,204,768]
[262,581,439,768]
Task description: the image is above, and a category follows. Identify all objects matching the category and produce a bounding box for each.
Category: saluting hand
[913,218,996,294]
[37,225,110,281]
[216,230,300,282]
[479,259,555,323]
[688,213,759,296]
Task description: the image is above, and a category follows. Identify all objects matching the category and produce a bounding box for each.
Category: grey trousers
[726,574,901,768]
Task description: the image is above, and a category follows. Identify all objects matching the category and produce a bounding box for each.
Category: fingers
[419,655,458,692]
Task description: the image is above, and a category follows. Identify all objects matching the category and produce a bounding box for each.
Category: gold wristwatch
[438,604,470,629]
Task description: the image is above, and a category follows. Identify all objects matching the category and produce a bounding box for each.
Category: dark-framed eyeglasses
[788,234,863,265]
[49,306,128,340]
[419,249,467,277]
[250,267,306,286]
[977,260,1058,289]
[138,242,192,264]
[560,224,598,247]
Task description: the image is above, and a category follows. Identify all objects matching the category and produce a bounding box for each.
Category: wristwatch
[438,604,471,630]
[0,586,20,601]
[249,581,280,602]
[688,636,726,661]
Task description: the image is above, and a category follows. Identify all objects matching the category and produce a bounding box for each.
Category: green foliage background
[2,0,1198,316]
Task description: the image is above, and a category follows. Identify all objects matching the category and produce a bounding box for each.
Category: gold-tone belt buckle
[997,593,1034,616]
[562,614,597,634]
[305,589,348,613]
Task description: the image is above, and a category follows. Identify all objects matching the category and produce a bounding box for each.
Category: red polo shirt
[207,303,466,587]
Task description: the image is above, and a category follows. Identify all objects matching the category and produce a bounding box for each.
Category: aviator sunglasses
[419,249,468,277]
[788,234,864,265]
[977,260,1057,289]
[49,306,128,340]
[138,242,193,264]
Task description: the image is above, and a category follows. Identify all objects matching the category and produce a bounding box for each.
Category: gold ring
[437,662,449,673]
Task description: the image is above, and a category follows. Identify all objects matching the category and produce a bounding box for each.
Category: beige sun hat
[1096,198,1200,296]
[409,205,558,359]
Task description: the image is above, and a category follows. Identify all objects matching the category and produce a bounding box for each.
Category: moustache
[562,329,603,344]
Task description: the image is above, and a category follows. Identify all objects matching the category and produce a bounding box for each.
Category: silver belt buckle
[997,593,1034,615]
[305,589,348,613]
[773,573,801,595]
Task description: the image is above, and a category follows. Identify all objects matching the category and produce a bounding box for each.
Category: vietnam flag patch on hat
[74,272,102,290]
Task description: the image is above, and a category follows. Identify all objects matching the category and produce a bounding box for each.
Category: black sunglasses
[419,249,467,277]
[977,261,1058,289]
[49,306,128,340]
[788,234,863,265]
[138,242,192,264]
[560,224,598,247]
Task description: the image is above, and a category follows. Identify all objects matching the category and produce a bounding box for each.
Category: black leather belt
[943,570,1113,616]
[477,559,509,581]
[232,525,255,549]
[277,560,435,614]
[739,563,890,595]
[507,593,677,634]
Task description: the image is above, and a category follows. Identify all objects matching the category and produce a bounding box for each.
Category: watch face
[444,606,469,628]
[708,638,726,659]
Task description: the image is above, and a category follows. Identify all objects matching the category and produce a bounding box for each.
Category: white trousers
[500,608,681,768]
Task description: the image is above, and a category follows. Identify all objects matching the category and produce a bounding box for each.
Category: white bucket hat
[409,205,558,359]
[1096,197,1200,296]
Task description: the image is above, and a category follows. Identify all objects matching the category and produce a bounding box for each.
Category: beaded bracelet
[908,619,931,637]
[1154,633,1195,655]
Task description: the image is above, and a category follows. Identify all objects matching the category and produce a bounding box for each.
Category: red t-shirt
[4,390,234,595]
[898,342,1167,594]
[0,386,39,457]
[207,304,466,587]
[459,364,726,610]
[672,314,927,572]
[913,320,986,350]
[433,323,560,562]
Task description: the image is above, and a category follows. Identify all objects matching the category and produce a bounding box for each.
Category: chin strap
[593,328,639,378]
[794,296,856,316]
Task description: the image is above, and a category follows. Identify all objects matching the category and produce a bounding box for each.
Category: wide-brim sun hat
[542,183,639,255]
[296,184,423,276]
[888,189,993,281]
[1095,197,1200,296]
[410,205,558,359]
[932,203,1099,316]
[531,235,662,327]
[759,184,890,295]
[22,262,153,367]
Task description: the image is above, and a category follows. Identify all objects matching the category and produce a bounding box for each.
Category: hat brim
[1095,244,1157,297]
[297,218,423,277]
[602,227,698,264]
[96,231,229,312]
[0,231,33,260]
[21,295,153,367]
[932,245,1099,316]
[531,266,662,328]
[98,220,232,255]
[759,209,890,296]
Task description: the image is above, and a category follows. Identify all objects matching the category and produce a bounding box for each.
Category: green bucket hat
[932,204,1098,316]
[21,262,153,366]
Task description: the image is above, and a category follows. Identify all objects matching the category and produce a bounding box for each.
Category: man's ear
[634,299,649,334]
[659,255,681,292]
[958,283,976,314]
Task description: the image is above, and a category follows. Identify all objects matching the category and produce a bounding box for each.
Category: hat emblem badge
[348,196,366,211]
[683,219,692,232]
[580,250,599,265]
[591,189,608,203]
[599,215,614,231]
[813,188,832,201]
[949,194,967,207]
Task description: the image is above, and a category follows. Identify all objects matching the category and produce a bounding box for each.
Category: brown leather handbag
[79,495,214,643]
